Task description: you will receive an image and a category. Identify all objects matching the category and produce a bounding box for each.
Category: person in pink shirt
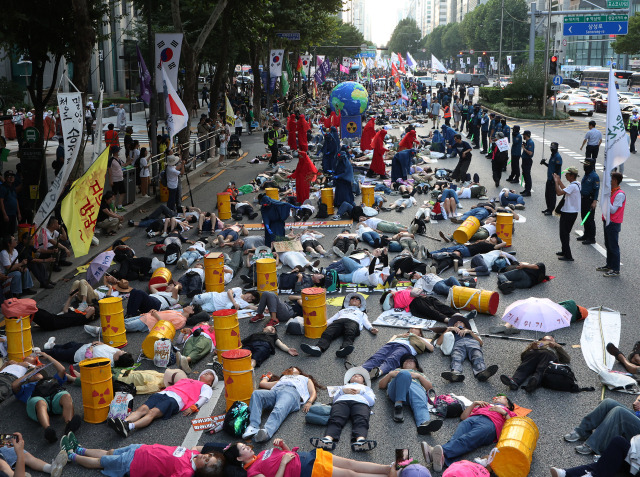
[84,306,199,338]
[423,394,517,472]
[107,369,217,438]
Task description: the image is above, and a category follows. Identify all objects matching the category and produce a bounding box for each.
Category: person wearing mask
[540,142,563,216]
[598,171,625,277]
[267,121,281,166]
[507,125,522,183]
[630,108,639,154]
[165,155,184,212]
[491,132,508,188]
[580,120,603,159]
[554,167,582,262]
[480,109,489,154]
[578,157,600,245]
[520,130,534,197]
[450,134,473,183]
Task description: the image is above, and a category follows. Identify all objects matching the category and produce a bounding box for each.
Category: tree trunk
[177,42,197,148]
[26,55,61,148]
[211,32,230,122]
[249,40,262,123]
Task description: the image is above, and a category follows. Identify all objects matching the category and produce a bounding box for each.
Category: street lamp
[119,52,134,122]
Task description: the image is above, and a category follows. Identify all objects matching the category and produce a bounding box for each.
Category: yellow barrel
[17,224,36,241]
[361,185,375,207]
[6,316,32,361]
[222,349,253,410]
[496,212,513,246]
[216,192,232,220]
[99,297,127,349]
[79,357,113,424]
[452,216,481,244]
[256,258,278,294]
[142,320,176,359]
[204,252,225,292]
[148,267,172,292]
[491,417,540,477]
[302,287,327,339]
[450,285,499,315]
[265,188,279,200]
[159,184,169,202]
[212,309,241,362]
[321,188,335,215]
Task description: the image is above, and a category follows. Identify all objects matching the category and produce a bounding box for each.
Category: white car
[551,93,594,116]
[415,76,444,88]
[618,92,640,100]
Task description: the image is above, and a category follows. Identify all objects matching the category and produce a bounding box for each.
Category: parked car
[563,78,580,88]
[455,73,490,86]
[415,76,444,88]
[550,93,594,115]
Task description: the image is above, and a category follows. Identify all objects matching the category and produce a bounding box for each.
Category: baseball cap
[566,166,580,176]
[580,158,596,165]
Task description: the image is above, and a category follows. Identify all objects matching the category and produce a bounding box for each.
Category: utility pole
[498,0,505,77]
[146,0,158,191]
[542,0,552,117]
[529,2,536,64]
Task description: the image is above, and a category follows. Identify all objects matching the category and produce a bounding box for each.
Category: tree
[612,13,640,55]
[442,24,464,58]
[387,18,422,56]
[503,63,550,109]
[315,18,367,61]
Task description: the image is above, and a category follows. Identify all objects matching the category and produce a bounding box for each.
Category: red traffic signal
[551,56,558,63]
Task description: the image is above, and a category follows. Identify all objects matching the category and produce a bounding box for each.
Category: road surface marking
[180,383,225,449]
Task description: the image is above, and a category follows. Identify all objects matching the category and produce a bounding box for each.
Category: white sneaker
[460,270,470,277]
[177,258,188,270]
[91,236,99,246]
[242,425,260,439]
[161,233,168,238]
[44,337,56,350]
[550,468,566,477]
[51,449,68,477]
[84,325,100,338]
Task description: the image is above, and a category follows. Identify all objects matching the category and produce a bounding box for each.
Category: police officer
[480,110,490,154]
[578,157,600,245]
[500,118,510,172]
[520,130,534,197]
[630,108,639,154]
[486,113,497,157]
[540,142,562,216]
[267,121,282,166]
[507,125,522,183]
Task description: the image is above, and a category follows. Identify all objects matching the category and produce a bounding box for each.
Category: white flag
[34,91,83,229]
[600,68,630,224]
[467,57,471,64]
[154,33,183,92]
[342,57,351,68]
[270,49,284,77]
[92,85,104,163]
[161,65,189,145]
[506,55,512,66]
[317,55,325,65]
[431,54,447,73]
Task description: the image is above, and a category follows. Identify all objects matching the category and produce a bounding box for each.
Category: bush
[479,87,505,104]
[488,102,570,120]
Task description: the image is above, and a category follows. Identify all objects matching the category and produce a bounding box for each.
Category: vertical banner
[137,44,152,104]
[467,57,471,64]
[301,55,312,76]
[506,55,512,66]
[92,85,104,163]
[161,65,189,144]
[34,91,83,229]
[478,56,482,64]
[340,115,362,139]
[270,49,284,77]
[342,57,352,68]
[154,33,183,91]
[317,55,325,65]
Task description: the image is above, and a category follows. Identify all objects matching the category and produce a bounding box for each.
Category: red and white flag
[398,53,406,73]
[161,65,188,145]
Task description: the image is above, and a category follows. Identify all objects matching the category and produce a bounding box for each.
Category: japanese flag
[270,49,284,77]
[161,65,188,144]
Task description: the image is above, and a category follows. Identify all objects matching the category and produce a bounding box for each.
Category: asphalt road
[4,106,639,477]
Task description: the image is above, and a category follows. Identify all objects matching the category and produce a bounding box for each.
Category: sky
[366,0,406,46]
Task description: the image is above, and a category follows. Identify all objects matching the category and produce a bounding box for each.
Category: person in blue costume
[334,149,355,210]
[259,195,297,246]
[391,149,416,183]
[321,126,340,174]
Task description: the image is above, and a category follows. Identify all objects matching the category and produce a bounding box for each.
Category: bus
[629,72,640,94]
[579,68,633,92]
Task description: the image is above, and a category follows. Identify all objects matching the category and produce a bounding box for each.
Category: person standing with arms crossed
[598,172,625,277]
[554,167,582,262]
[580,120,603,159]
[578,158,600,245]
[629,108,639,154]
[520,130,534,197]
[540,142,562,216]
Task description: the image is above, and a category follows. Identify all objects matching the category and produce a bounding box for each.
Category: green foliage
[479,87,505,103]
[441,24,463,58]
[612,13,640,55]
[503,63,550,106]
[0,77,27,108]
[315,18,367,59]
[387,18,422,56]
[487,103,570,119]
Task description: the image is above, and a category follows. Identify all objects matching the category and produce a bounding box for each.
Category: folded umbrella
[501,297,571,333]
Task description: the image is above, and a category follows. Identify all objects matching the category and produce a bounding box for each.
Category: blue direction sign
[552,75,563,86]
[563,14,628,36]
[354,52,375,58]
[275,31,300,40]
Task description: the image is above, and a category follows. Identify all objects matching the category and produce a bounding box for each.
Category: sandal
[351,439,377,452]
[309,437,336,451]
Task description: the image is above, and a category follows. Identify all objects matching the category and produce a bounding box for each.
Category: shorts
[144,393,180,419]
[219,229,239,241]
[299,450,317,477]
[111,181,125,195]
[100,444,143,477]
[0,446,26,468]
[202,219,212,232]
[302,240,320,250]
[26,391,70,422]
[243,341,273,367]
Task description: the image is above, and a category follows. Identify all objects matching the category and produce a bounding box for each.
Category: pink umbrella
[86,251,115,286]
[501,297,572,333]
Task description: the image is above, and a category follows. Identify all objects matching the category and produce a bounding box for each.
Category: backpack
[164,242,181,265]
[324,269,339,293]
[159,169,168,187]
[410,217,427,235]
[153,338,173,368]
[541,362,595,393]
[108,392,134,420]
[263,131,269,145]
[223,401,250,437]
[429,393,465,418]
[315,202,329,219]
[32,378,64,399]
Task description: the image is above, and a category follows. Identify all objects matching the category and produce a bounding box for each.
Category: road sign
[551,85,564,90]
[562,38,567,46]
[354,52,375,58]
[552,75,564,86]
[275,31,300,40]
[607,0,629,8]
[23,127,39,144]
[563,14,628,36]
[470,49,474,54]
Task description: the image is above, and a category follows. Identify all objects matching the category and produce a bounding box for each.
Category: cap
[566,166,580,176]
[4,170,15,177]
[580,157,596,165]
[550,142,559,149]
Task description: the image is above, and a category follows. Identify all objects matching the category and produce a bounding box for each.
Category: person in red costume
[323,114,331,129]
[398,129,419,151]
[331,111,341,128]
[289,151,318,204]
[287,114,298,152]
[360,117,376,151]
[297,114,310,152]
[368,129,388,178]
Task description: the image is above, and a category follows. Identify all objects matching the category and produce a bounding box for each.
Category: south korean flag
[270,49,284,77]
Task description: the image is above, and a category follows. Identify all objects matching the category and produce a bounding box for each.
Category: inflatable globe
[329,81,369,116]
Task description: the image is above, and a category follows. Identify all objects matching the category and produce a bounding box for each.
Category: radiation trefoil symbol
[346,122,357,133]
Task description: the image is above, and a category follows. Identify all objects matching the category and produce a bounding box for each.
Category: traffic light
[550,56,558,75]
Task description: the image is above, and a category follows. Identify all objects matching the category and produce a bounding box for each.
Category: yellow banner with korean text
[61,147,109,257]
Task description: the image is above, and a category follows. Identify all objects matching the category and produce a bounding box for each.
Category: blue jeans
[432,276,460,296]
[338,257,364,283]
[450,337,486,375]
[442,415,496,465]
[566,435,630,477]
[374,184,392,194]
[460,207,490,222]
[249,386,301,439]
[440,188,460,205]
[574,398,640,453]
[386,370,431,426]
[179,250,201,267]
[360,231,380,246]
[7,270,34,294]
[100,444,143,477]
[500,192,524,206]
[337,202,353,216]
[123,317,151,333]
[603,221,621,272]
[432,244,469,258]
[363,343,411,375]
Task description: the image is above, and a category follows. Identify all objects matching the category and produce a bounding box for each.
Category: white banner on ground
[154,33,183,91]
[34,91,83,229]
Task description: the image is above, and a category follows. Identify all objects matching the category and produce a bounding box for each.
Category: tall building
[433,0,449,28]
[342,0,369,40]
[415,0,434,36]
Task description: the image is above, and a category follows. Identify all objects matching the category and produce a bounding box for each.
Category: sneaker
[439,231,450,243]
[420,441,432,465]
[441,371,465,382]
[177,352,191,373]
[212,361,224,383]
[417,419,443,434]
[335,345,355,358]
[596,265,610,272]
[116,206,127,212]
[128,219,135,227]
[524,376,539,393]
[254,429,270,443]
[564,430,586,442]
[606,343,622,358]
[476,365,499,382]
[44,337,56,350]
[500,374,520,390]
[84,325,100,338]
[345,243,355,256]
[59,434,71,453]
[550,468,567,477]
[369,367,381,379]
[310,437,337,451]
[603,270,620,277]
[300,343,322,357]
[266,318,280,327]
[242,425,259,439]
[393,404,404,423]
[332,246,344,257]
[459,269,470,278]
[575,444,594,455]
[44,426,57,443]
[176,257,188,270]
[113,418,129,438]
[51,450,68,477]
[249,313,265,323]
[431,445,444,472]
[77,302,89,312]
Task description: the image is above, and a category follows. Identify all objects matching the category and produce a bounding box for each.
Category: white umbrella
[501,297,572,333]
